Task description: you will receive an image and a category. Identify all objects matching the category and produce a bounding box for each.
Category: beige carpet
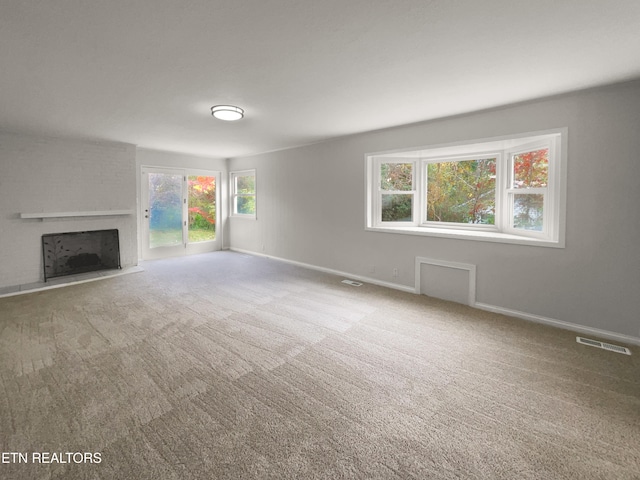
[0,251,638,479]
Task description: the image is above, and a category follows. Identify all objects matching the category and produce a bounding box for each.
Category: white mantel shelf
[20,210,134,219]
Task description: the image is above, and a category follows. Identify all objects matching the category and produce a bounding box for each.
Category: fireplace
[42,229,121,281]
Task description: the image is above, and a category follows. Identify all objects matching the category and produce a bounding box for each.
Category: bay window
[366,130,566,247]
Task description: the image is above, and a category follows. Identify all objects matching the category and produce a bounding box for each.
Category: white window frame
[503,139,557,240]
[365,129,567,248]
[230,169,256,218]
[422,152,501,232]
[375,159,417,226]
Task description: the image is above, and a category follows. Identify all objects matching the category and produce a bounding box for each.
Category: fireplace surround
[42,229,121,281]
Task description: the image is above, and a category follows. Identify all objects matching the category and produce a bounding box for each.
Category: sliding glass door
[141,167,220,260]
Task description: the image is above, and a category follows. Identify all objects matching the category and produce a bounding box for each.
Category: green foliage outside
[381,163,413,221]
[382,194,413,222]
[381,163,413,191]
[188,175,216,242]
[149,229,213,248]
[427,158,496,224]
[236,174,256,215]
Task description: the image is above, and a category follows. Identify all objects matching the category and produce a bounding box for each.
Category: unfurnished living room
[1,1,639,479]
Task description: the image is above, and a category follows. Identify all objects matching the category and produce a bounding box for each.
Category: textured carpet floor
[0,251,638,479]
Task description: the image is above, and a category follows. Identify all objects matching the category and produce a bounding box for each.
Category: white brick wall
[0,132,137,288]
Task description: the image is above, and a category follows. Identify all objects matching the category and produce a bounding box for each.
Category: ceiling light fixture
[211,105,244,121]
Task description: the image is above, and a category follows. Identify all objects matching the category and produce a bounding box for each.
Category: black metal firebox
[42,229,121,281]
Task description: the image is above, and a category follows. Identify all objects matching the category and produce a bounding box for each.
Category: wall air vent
[576,337,631,355]
[341,279,363,287]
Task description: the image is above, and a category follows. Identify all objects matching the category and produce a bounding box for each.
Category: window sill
[365,225,564,248]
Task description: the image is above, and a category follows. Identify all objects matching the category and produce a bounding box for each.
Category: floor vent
[576,337,631,355]
[341,279,363,287]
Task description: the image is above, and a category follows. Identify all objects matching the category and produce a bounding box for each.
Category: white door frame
[141,166,221,260]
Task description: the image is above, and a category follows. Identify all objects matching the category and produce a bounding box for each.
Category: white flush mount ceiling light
[211,105,244,121]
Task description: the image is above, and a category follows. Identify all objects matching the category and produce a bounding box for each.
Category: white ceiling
[1,0,639,158]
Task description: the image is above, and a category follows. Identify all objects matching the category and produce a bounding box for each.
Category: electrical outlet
[392,268,398,277]
[368,265,376,274]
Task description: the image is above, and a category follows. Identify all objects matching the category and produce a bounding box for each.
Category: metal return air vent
[341,279,363,287]
[576,337,631,355]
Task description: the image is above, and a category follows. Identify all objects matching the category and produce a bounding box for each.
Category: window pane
[148,173,183,248]
[237,195,256,215]
[513,193,544,231]
[426,158,496,224]
[237,175,255,194]
[513,148,548,188]
[188,175,216,243]
[381,163,412,191]
[382,194,413,222]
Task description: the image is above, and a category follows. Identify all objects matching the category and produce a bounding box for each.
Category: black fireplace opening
[42,229,121,281]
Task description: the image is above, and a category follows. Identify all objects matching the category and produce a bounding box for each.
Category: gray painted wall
[228,81,640,340]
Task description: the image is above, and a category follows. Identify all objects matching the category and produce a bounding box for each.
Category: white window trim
[230,169,256,219]
[365,129,567,248]
[503,139,555,239]
[374,158,417,227]
[421,152,501,232]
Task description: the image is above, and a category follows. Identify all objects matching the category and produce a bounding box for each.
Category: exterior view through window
[188,175,216,242]
[381,163,413,222]
[426,157,496,225]
[231,170,256,217]
[147,173,217,248]
[510,148,548,231]
[366,130,565,246]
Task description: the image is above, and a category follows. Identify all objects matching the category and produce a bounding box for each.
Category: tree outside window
[231,170,256,217]
[366,130,564,246]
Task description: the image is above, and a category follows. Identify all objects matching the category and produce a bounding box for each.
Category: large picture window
[230,170,256,218]
[366,130,566,247]
[426,156,497,225]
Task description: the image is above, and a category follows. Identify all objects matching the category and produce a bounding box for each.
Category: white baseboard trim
[229,248,415,293]
[227,248,639,348]
[474,302,640,347]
